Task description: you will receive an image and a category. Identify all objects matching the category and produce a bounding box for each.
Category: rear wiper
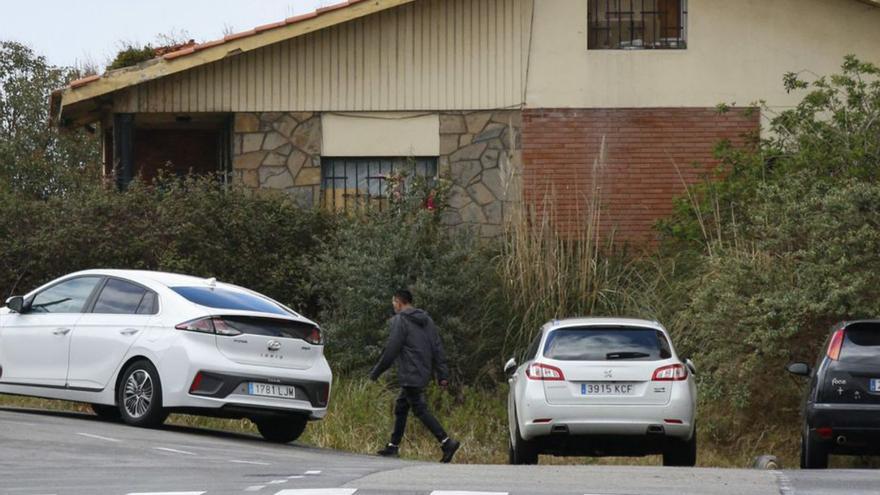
[606,352,651,360]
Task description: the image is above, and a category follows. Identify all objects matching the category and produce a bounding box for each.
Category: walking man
[370,289,461,463]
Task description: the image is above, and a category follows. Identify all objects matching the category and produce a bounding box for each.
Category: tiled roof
[65,0,367,90]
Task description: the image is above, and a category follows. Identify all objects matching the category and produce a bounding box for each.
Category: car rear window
[171,287,289,315]
[543,326,672,361]
[840,322,880,364]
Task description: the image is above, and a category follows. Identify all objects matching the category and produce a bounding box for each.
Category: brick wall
[521,108,759,246]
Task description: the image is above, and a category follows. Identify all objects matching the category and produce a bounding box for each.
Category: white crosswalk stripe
[126,492,206,495]
[271,490,357,495]
[430,492,509,495]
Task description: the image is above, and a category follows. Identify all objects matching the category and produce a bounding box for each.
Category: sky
[1,0,331,68]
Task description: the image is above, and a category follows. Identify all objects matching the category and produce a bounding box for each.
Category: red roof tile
[69,74,101,89]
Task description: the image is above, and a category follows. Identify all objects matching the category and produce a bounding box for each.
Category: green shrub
[653,56,880,448]
[0,177,331,316]
[309,172,510,383]
[107,44,156,71]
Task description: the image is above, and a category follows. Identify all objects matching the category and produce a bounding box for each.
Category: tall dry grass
[499,137,647,353]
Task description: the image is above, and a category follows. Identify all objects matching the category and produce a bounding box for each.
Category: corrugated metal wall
[115,0,533,113]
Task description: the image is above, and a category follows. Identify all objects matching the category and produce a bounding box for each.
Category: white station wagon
[505,317,697,465]
[0,269,331,443]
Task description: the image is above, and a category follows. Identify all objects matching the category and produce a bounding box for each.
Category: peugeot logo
[604,369,613,378]
[267,340,282,351]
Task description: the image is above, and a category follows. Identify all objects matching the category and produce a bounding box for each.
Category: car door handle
[119,328,140,336]
[52,328,71,336]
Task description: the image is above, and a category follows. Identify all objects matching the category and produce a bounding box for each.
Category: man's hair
[394,289,413,305]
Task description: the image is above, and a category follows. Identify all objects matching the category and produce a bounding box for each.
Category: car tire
[801,427,829,469]
[508,416,538,465]
[254,415,308,443]
[662,429,697,467]
[90,403,121,421]
[117,360,168,428]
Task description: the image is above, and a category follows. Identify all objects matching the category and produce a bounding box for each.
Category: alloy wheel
[123,369,153,418]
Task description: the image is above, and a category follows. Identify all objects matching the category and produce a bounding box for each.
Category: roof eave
[56,0,418,125]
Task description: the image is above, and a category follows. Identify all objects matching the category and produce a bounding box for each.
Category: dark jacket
[369,307,450,388]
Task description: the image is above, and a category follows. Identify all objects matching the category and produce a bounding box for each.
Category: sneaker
[440,438,461,463]
[377,443,399,457]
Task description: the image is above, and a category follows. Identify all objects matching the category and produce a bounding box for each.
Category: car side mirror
[503,357,517,376]
[5,296,24,313]
[685,358,697,376]
[787,362,811,377]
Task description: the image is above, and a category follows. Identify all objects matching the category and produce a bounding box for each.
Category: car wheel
[254,415,308,443]
[663,429,697,467]
[509,415,538,465]
[117,360,168,427]
[801,427,829,469]
[90,403,121,421]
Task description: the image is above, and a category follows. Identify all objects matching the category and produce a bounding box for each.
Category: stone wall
[232,112,322,206]
[440,110,522,237]
[231,110,523,237]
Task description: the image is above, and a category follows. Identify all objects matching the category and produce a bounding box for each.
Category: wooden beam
[60,0,417,109]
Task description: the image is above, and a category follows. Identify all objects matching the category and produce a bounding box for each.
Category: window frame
[320,156,439,211]
[587,0,689,51]
[88,277,160,316]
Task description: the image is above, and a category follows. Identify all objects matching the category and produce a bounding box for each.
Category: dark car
[787,320,880,468]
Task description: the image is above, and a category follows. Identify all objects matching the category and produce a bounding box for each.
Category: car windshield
[171,287,289,315]
[840,322,880,365]
[543,326,672,361]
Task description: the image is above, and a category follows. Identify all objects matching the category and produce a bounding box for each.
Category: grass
[6,377,859,469]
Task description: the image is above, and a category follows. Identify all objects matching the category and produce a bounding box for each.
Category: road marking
[126,492,206,495]
[430,492,508,495]
[230,459,272,466]
[272,490,357,495]
[153,447,197,456]
[304,470,322,475]
[286,475,304,479]
[76,432,120,442]
[267,480,288,485]
[244,486,266,492]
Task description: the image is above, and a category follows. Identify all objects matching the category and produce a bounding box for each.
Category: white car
[505,317,697,466]
[0,269,331,443]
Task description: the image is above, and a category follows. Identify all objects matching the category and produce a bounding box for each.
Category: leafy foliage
[106,44,157,71]
[0,177,332,316]
[309,171,511,383]
[654,56,880,445]
[0,41,101,198]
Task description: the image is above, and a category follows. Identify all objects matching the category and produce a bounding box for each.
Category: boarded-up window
[321,157,438,212]
[588,0,688,50]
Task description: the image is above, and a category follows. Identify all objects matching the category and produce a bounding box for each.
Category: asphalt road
[0,407,877,495]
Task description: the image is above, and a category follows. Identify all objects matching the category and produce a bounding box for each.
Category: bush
[0,177,332,315]
[309,172,510,383]
[653,56,880,451]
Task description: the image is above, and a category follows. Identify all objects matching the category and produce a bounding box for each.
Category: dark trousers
[390,387,447,445]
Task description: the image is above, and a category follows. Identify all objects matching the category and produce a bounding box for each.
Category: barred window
[588,0,688,50]
[321,157,438,211]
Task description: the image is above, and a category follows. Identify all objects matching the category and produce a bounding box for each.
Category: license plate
[581,382,634,396]
[871,379,880,393]
[247,383,296,399]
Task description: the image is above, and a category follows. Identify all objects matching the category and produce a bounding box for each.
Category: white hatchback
[0,269,331,443]
[505,318,697,465]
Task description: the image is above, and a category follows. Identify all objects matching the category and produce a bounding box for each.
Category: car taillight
[827,329,845,361]
[176,317,215,333]
[305,327,323,345]
[526,363,565,381]
[653,364,688,381]
[175,317,241,336]
[212,318,242,337]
